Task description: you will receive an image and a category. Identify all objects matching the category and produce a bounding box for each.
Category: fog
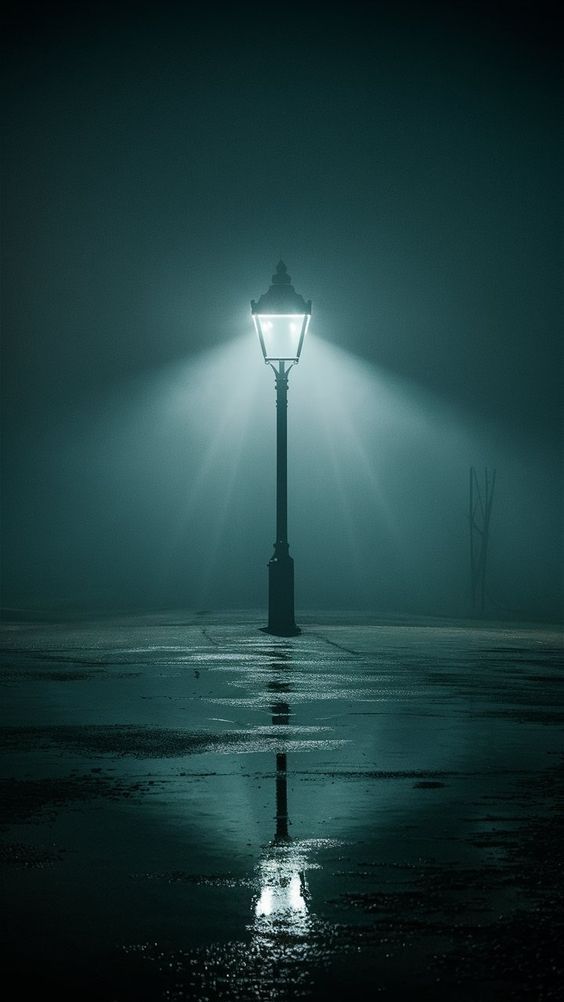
[2,2,562,619]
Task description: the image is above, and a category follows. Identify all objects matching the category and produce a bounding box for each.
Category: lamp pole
[270,361,295,634]
[251,262,311,636]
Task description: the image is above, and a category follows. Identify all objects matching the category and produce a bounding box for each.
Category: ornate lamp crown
[252,261,312,316]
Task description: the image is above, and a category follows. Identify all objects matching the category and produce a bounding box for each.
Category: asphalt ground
[1,611,562,1000]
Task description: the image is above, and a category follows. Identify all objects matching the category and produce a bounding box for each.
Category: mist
[2,1,562,620]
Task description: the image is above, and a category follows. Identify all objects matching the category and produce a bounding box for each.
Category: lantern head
[251,261,312,363]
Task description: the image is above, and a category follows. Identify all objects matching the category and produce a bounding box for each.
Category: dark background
[2,1,562,619]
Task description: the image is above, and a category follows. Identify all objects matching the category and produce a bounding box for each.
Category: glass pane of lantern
[258,314,307,360]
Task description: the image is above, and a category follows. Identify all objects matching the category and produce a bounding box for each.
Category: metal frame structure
[469,466,496,613]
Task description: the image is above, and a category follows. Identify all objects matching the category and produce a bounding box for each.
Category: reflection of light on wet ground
[1,617,563,999]
[251,840,346,975]
[255,854,308,921]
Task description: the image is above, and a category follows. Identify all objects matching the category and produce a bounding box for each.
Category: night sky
[2,1,562,619]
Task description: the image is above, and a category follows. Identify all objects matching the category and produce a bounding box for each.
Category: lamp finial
[272,261,291,286]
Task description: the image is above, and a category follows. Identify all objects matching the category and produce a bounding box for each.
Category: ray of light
[34,318,541,613]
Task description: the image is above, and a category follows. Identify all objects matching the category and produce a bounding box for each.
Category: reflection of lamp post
[252,262,312,636]
[254,656,310,928]
[273,700,290,842]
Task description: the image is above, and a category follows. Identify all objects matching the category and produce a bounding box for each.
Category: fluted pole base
[266,549,300,636]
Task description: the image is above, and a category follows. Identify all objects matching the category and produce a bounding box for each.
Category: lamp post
[252,262,311,636]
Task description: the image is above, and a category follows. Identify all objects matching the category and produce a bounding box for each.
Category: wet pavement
[1,611,563,1000]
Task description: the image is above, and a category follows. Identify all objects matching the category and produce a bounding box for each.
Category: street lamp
[252,261,312,636]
